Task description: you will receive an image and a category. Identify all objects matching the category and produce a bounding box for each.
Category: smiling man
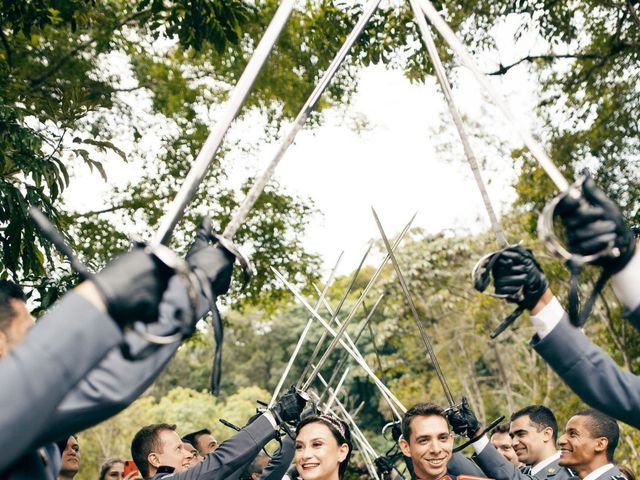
[558,410,621,480]
[400,402,487,480]
[468,405,572,480]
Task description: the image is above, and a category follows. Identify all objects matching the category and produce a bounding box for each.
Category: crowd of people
[0,177,638,480]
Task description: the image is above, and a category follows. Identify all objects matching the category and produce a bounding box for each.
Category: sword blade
[414,0,569,192]
[154,0,297,245]
[371,207,456,407]
[297,214,415,389]
[324,366,349,411]
[297,242,373,386]
[272,267,406,418]
[408,0,508,248]
[221,0,384,239]
[268,251,344,408]
[317,292,384,403]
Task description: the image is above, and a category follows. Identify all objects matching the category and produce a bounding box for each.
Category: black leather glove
[186,217,235,296]
[557,176,636,273]
[271,385,308,425]
[374,456,394,475]
[492,245,549,310]
[93,248,174,328]
[446,397,481,438]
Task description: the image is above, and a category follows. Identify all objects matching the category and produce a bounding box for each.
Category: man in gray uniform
[462,405,572,480]
[479,176,640,428]
[0,217,235,478]
[130,386,307,480]
[556,409,622,480]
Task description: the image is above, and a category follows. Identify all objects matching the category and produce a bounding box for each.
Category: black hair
[182,428,212,455]
[55,434,78,457]
[0,280,25,335]
[131,423,177,479]
[296,414,352,480]
[239,456,263,480]
[99,458,124,480]
[511,405,559,442]
[573,409,619,462]
[401,402,446,442]
[492,422,511,436]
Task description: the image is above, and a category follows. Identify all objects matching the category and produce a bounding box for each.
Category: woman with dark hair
[294,414,352,480]
[98,458,124,480]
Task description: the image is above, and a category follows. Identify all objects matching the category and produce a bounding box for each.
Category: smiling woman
[294,414,352,480]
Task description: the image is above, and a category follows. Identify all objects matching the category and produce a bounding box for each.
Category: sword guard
[213,234,255,289]
[537,173,617,267]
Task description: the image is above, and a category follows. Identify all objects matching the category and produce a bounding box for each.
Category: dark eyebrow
[511,429,527,436]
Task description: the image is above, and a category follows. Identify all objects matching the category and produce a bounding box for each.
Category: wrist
[75,281,106,312]
[530,288,554,315]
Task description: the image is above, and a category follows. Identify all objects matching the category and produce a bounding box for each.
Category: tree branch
[487,52,605,76]
[0,28,12,67]
[628,0,640,30]
[29,8,152,90]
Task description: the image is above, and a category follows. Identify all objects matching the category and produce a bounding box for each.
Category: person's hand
[271,385,308,424]
[93,248,174,328]
[557,176,636,273]
[446,397,481,438]
[186,217,235,296]
[492,246,549,311]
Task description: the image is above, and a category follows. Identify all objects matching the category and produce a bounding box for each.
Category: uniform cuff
[612,248,640,312]
[472,434,489,454]
[263,411,278,429]
[530,296,564,339]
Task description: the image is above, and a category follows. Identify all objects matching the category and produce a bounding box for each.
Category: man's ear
[148,452,160,469]
[542,426,554,443]
[400,437,412,457]
[594,437,608,456]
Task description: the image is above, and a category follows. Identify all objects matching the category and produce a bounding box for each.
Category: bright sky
[64,12,546,276]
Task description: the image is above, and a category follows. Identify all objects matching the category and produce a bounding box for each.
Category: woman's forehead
[297,422,335,440]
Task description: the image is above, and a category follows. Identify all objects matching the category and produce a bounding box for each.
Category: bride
[294,414,353,480]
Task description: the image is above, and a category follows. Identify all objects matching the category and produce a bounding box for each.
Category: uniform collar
[531,452,561,475]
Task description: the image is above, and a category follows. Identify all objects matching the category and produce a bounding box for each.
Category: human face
[509,415,553,465]
[558,415,608,477]
[399,415,453,480]
[491,432,519,466]
[103,462,124,480]
[0,300,34,357]
[60,436,81,476]
[295,422,349,480]
[196,433,218,454]
[182,442,200,466]
[150,430,191,473]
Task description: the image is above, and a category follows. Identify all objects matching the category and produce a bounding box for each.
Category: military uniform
[1,277,204,479]
[150,415,278,480]
[472,441,572,480]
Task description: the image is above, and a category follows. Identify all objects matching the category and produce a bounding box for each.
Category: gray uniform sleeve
[34,277,209,446]
[473,442,531,480]
[532,314,640,429]
[167,415,277,480]
[447,452,485,477]
[0,292,122,471]
[262,435,295,480]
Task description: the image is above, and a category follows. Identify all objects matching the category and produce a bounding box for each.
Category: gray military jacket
[150,415,277,480]
[532,315,640,429]
[2,277,206,479]
[474,444,572,480]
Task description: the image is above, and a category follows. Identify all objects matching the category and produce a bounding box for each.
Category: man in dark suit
[557,409,622,480]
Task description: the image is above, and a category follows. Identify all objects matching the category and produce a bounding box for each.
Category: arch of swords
[33,0,606,477]
[146,0,595,477]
